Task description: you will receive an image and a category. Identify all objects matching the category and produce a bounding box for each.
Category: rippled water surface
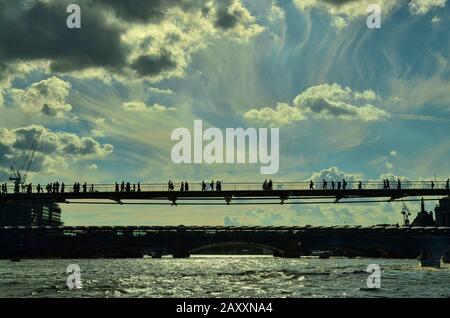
[1,256,449,298]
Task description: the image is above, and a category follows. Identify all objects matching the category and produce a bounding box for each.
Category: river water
[0,256,449,298]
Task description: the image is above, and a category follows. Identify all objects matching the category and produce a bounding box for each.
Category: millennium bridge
[0,180,449,206]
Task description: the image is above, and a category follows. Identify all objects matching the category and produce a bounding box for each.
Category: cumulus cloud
[0,125,113,180]
[0,0,263,82]
[244,209,286,226]
[244,83,388,124]
[10,76,72,118]
[308,166,362,182]
[122,101,172,113]
[243,103,306,125]
[224,215,241,226]
[379,173,409,182]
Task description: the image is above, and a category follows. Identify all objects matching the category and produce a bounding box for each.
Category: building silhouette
[0,202,62,226]
[435,197,450,227]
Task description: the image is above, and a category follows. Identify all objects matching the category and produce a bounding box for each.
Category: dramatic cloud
[0,1,127,74]
[10,76,72,118]
[0,125,113,180]
[0,0,263,82]
[244,83,388,124]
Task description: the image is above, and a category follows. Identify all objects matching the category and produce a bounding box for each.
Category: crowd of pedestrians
[0,178,449,195]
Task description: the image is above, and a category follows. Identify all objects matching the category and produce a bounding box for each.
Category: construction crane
[9,129,43,191]
[401,202,412,226]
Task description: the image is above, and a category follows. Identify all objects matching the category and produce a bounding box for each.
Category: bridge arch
[189,241,285,255]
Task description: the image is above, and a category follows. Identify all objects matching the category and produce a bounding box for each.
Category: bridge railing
[0,180,448,195]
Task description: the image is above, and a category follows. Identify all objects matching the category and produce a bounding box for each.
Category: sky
[0,0,449,226]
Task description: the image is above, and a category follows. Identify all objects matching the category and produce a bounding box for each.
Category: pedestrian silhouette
[309,180,314,190]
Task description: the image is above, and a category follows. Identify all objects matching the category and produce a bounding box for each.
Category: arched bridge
[1,225,450,259]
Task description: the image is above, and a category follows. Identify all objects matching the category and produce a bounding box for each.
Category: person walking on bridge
[61,183,65,193]
[115,182,119,192]
[82,182,87,193]
[342,179,347,190]
[268,179,273,191]
[397,179,401,190]
[210,180,215,191]
[322,179,327,190]
[309,180,314,190]
[202,181,206,191]
[431,181,435,189]
[358,181,362,190]
[331,180,335,190]
[446,178,449,190]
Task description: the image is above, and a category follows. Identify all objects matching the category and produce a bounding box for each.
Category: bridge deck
[1,225,450,233]
[0,181,449,204]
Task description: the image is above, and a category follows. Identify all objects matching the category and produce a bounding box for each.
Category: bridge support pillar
[152,251,163,258]
[171,241,190,258]
[281,239,302,258]
[172,250,190,258]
